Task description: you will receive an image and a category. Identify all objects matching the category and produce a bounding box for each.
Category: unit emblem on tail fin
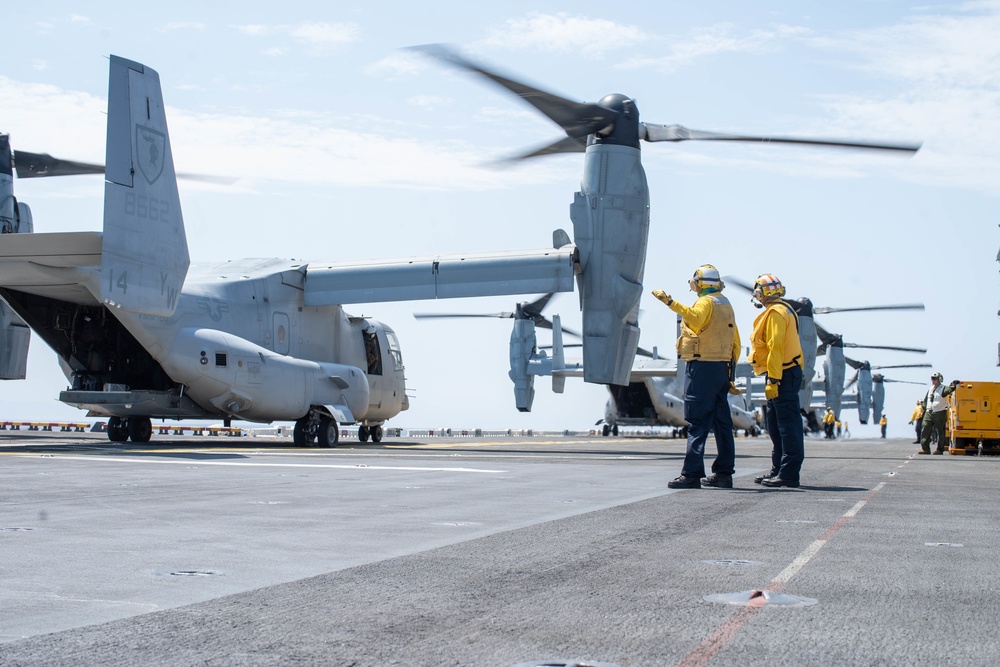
[136,125,165,185]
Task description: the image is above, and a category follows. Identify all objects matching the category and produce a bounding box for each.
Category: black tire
[371,425,383,443]
[358,425,370,443]
[128,417,152,443]
[602,424,610,437]
[612,424,619,436]
[107,417,128,443]
[293,417,313,447]
[318,416,339,448]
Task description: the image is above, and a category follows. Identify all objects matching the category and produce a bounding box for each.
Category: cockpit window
[385,331,403,371]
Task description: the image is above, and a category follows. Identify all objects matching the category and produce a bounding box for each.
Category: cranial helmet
[690,264,723,291]
[931,372,943,382]
[753,273,786,299]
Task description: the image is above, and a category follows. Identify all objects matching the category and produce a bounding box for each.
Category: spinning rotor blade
[641,124,921,154]
[813,303,925,315]
[843,342,926,354]
[414,293,582,338]
[410,45,616,141]
[845,371,859,390]
[14,151,104,178]
[13,150,235,184]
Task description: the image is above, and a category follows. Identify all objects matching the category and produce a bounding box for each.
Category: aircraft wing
[0,231,103,304]
[303,247,576,306]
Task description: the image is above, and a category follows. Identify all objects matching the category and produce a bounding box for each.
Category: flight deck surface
[1,431,997,666]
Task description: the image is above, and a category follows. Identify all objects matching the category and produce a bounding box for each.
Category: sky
[1,0,998,438]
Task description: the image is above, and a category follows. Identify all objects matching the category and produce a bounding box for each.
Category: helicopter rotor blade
[409,45,617,141]
[13,150,236,184]
[843,343,927,354]
[641,124,921,154]
[872,363,933,370]
[413,312,515,320]
[845,370,859,390]
[485,136,587,165]
[813,303,925,315]
[14,151,104,178]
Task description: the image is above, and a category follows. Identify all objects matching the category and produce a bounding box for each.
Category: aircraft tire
[318,416,339,448]
[602,425,610,437]
[107,417,128,443]
[128,417,152,443]
[358,425,370,442]
[371,425,383,443]
[293,417,313,447]
[612,424,619,436]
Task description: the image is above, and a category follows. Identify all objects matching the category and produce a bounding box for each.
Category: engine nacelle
[570,144,648,387]
[165,327,370,421]
[509,319,536,412]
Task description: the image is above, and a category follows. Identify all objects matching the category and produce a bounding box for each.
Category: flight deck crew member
[652,264,741,489]
[747,273,805,488]
[880,415,887,438]
[918,372,957,455]
[909,399,925,444]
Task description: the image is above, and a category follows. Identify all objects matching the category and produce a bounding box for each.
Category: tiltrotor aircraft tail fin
[100,55,189,317]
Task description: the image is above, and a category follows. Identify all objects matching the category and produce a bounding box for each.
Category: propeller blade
[845,370,859,390]
[413,312,514,320]
[641,123,921,154]
[813,303,925,314]
[14,151,104,178]
[843,356,866,370]
[409,44,617,140]
[13,150,236,184]
[814,322,839,346]
[871,363,932,370]
[882,378,925,385]
[721,275,755,293]
[843,343,927,354]
[487,136,587,164]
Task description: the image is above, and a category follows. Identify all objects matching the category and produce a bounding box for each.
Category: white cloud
[0,74,566,193]
[365,52,423,78]
[479,12,650,58]
[619,22,810,72]
[290,21,360,45]
[231,21,361,50]
[804,2,1000,194]
[232,24,272,37]
[32,60,48,71]
[69,14,91,25]
[262,47,288,57]
[406,95,452,109]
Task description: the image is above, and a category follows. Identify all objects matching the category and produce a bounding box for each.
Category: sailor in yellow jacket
[747,273,805,488]
[652,264,740,489]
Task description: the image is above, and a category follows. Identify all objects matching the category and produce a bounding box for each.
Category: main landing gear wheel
[358,425,370,442]
[318,416,339,448]
[293,417,315,447]
[107,416,128,442]
[602,424,610,437]
[128,416,152,443]
[371,425,383,443]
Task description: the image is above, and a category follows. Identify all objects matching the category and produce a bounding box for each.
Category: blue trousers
[765,365,804,482]
[681,360,736,478]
